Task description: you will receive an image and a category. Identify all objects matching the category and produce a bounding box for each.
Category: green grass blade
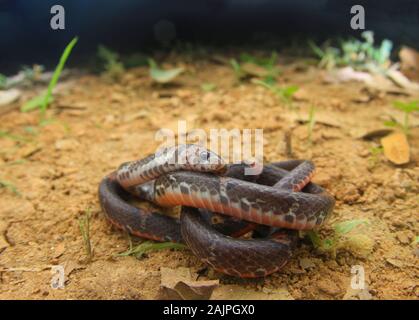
[117,240,186,259]
[41,36,78,115]
[148,58,184,83]
[21,95,53,112]
[334,219,368,235]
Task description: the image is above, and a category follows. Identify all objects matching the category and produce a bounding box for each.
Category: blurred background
[0,0,418,73]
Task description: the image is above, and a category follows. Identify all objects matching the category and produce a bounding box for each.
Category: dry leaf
[159,267,219,300]
[53,243,66,258]
[399,46,419,82]
[386,68,419,92]
[359,129,393,140]
[0,89,21,106]
[386,258,404,268]
[324,67,373,84]
[380,132,410,165]
[63,260,85,276]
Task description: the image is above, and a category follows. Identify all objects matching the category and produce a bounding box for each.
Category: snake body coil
[99,144,335,277]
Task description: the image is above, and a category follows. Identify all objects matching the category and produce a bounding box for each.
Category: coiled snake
[98,144,335,278]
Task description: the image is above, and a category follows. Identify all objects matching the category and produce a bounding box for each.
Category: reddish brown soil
[0,55,418,299]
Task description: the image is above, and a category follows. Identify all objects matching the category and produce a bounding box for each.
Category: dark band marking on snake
[98,144,335,277]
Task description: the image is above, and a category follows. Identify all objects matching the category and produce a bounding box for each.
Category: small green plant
[239,51,278,69]
[368,146,384,168]
[308,219,370,255]
[148,58,184,84]
[384,100,419,135]
[0,130,29,142]
[201,82,217,92]
[122,53,148,68]
[79,208,93,262]
[230,58,245,81]
[0,179,20,196]
[97,45,125,80]
[0,73,7,89]
[21,37,78,116]
[309,31,393,72]
[231,52,280,83]
[307,106,316,144]
[253,79,298,104]
[117,238,185,259]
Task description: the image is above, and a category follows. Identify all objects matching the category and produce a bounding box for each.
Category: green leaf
[230,58,244,80]
[334,219,368,235]
[97,45,119,64]
[393,100,419,113]
[281,85,299,98]
[201,83,217,92]
[0,130,29,142]
[383,120,399,128]
[0,179,20,196]
[21,94,53,112]
[0,73,7,89]
[148,59,184,83]
[41,37,78,114]
[308,40,325,58]
[307,231,322,248]
[117,240,186,259]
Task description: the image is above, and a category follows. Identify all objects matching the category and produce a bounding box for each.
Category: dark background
[0,0,418,73]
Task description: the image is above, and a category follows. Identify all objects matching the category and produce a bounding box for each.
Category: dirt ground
[0,53,418,300]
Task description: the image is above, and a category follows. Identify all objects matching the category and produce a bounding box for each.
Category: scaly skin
[98,145,335,277]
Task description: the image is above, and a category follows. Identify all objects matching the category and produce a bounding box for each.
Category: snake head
[117,161,132,171]
[184,144,227,174]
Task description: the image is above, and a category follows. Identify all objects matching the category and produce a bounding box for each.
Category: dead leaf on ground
[359,129,393,140]
[159,267,219,300]
[385,258,405,268]
[63,260,85,276]
[399,46,419,82]
[211,285,293,300]
[53,243,66,258]
[386,68,419,92]
[380,132,410,165]
[0,89,21,106]
[323,67,374,84]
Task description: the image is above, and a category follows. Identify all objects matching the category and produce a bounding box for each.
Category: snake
[98,144,335,278]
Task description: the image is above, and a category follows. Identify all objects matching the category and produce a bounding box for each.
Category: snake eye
[200,151,210,162]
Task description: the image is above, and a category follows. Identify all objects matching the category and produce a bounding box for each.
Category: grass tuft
[307,106,316,145]
[0,179,20,196]
[97,45,125,80]
[307,219,370,256]
[21,37,78,117]
[384,100,419,136]
[117,239,186,259]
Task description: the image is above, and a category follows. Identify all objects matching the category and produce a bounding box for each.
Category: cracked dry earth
[0,55,418,299]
